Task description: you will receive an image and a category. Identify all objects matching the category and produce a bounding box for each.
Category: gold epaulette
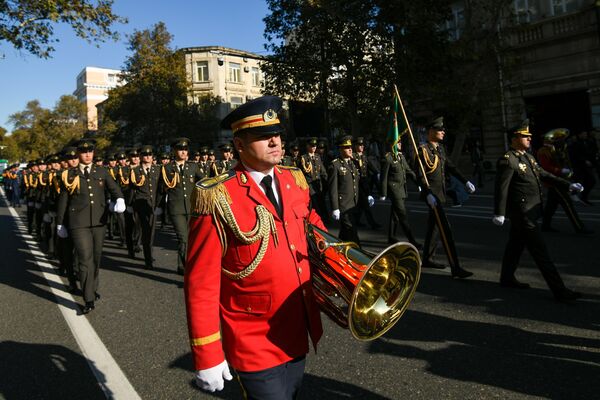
[191,170,236,215]
[277,165,309,191]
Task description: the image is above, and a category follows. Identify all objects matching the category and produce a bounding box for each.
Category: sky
[0,0,271,133]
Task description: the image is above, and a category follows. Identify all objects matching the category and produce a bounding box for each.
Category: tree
[101,22,220,147]
[7,95,87,160]
[0,0,126,58]
[262,0,453,139]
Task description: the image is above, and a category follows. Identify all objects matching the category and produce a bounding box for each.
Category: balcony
[505,6,597,48]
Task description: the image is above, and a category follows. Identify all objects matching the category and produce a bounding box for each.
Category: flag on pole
[387,93,408,155]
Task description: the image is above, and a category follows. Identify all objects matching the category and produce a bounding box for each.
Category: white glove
[154,207,163,216]
[108,201,115,212]
[465,181,476,194]
[35,202,42,209]
[332,209,340,221]
[367,195,375,207]
[426,194,437,207]
[43,213,52,223]
[569,183,584,193]
[113,198,126,213]
[56,225,68,238]
[561,168,571,176]
[379,196,386,201]
[492,215,505,226]
[194,360,233,393]
[376,173,381,181]
[417,186,422,192]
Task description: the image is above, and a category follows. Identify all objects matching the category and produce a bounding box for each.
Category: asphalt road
[1,183,598,400]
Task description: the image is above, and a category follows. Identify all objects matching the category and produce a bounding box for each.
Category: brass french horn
[307,224,421,341]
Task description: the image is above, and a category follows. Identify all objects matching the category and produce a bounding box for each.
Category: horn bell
[307,224,421,341]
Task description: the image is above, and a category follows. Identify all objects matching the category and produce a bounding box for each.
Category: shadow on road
[0,341,106,400]
[416,271,600,330]
[369,308,600,398]
[169,353,391,399]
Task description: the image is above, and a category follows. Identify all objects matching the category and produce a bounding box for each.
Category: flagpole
[393,84,430,188]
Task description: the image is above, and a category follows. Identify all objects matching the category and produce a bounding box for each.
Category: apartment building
[73,67,123,131]
[181,46,265,143]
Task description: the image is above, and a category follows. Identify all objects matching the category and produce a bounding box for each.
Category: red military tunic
[185,164,324,372]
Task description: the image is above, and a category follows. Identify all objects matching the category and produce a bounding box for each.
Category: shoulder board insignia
[503,153,510,159]
[196,169,236,190]
[278,165,308,190]
[191,170,235,216]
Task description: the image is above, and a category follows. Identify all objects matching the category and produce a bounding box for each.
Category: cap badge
[263,109,277,122]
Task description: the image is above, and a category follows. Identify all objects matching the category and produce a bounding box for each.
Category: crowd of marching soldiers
[2,117,594,309]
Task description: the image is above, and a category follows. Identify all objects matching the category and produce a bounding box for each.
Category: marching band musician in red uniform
[185,96,324,399]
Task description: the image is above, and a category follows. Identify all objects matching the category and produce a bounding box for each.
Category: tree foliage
[100,22,221,147]
[0,0,126,58]
[263,0,453,138]
[7,96,86,161]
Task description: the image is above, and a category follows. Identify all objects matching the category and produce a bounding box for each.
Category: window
[195,61,209,82]
[229,62,241,83]
[446,5,465,40]
[251,67,260,86]
[551,0,578,15]
[230,96,243,109]
[108,73,116,84]
[514,0,531,23]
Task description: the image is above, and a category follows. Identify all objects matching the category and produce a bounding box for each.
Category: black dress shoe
[134,246,141,253]
[177,268,185,276]
[422,261,446,269]
[95,292,101,301]
[81,302,95,314]
[145,263,153,270]
[554,289,582,302]
[452,268,473,279]
[500,279,530,289]
[67,281,78,294]
[128,251,136,259]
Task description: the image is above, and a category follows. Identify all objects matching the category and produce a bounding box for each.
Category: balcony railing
[505,6,597,47]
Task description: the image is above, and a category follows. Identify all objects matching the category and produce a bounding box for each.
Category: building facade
[452,0,600,161]
[73,67,123,131]
[181,46,265,143]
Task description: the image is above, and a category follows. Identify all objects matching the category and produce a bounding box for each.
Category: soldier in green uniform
[380,140,419,246]
[328,135,365,244]
[290,143,301,168]
[42,154,62,257]
[34,159,48,241]
[192,150,202,164]
[493,121,584,302]
[196,146,211,179]
[279,141,294,166]
[124,149,142,258]
[56,139,125,313]
[93,155,104,167]
[129,145,163,269]
[111,151,128,247]
[353,137,380,229]
[317,139,331,169]
[24,161,40,235]
[159,137,206,274]
[55,147,79,287]
[418,116,475,278]
[211,144,237,176]
[300,137,329,221]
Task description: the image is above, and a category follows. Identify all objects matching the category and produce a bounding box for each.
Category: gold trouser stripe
[190,332,221,346]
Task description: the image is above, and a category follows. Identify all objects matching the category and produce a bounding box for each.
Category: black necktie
[84,166,90,178]
[261,175,282,218]
[179,164,184,173]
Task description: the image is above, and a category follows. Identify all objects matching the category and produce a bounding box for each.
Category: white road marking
[1,189,141,400]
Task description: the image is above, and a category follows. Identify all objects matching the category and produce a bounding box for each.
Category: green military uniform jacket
[56,165,123,229]
[327,158,359,212]
[129,164,162,208]
[210,159,237,177]
[494,149,570,218]
[160,161,205,216]
[380,152,416,199]
[418,142,467,202]
[300,153,327,194]
[196,161,211,180]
